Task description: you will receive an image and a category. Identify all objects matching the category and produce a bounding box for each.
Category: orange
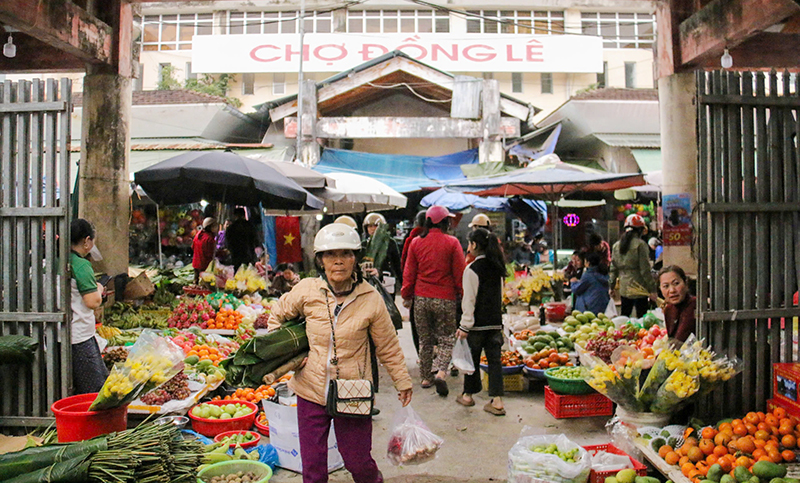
[735,456,752,468]
[719,422,734,434]
[685,437,699,447]
[767,449,782,464]
[766,414,779,427]
[696,462,709,476]
[687,469,702,480]
[758,455,773,463]
[779,424,793,436]
[706,454,719,465]
[688,446,705,463]
[757,412,767,422]
[659,445,674,458]
[774,407,787,419]
[781,450,795,462]
[736,437,755,454]
[702,427,718,440]
[715,432,732,447]
[745,412,760,425]
[752,449,767,460]
[754,439,767,449]
[665,451,681,465]
[718,457,733,472]
[783,434,797,448]
[754,430,770,441]
[699,439,716,455]
[681,463,696,477]
[679,456,690,467]
[713,445,729,458]
[733,424,748,437]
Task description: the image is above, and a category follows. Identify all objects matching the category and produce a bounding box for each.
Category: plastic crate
[583,443,647,483]
[482,372,524,392]
[544,386,613,419]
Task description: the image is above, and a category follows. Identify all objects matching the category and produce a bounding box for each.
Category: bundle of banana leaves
[0,422,203,483]
[221,318,308,387]
[363,223,391,271]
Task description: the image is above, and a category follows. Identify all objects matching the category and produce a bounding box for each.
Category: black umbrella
[134,150,324,210]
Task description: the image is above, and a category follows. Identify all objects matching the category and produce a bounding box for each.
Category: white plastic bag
[589,450,633,472]
[606,299,618,317]
[508,432,592,483]
[451,338,475,375]
[387,405,444,466]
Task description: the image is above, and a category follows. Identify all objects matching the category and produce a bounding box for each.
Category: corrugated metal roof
[594,133,661,148]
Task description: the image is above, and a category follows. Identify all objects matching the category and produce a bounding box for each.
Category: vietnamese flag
[275,216,302,264]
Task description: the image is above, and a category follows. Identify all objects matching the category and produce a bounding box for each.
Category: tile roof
[72,90,230,107]
[571,88,659,101]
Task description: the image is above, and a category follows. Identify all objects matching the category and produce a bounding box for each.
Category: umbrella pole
[552,202,559,271]
[156,204,163,269]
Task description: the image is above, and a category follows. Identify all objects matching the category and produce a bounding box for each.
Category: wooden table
[634,439,692,483]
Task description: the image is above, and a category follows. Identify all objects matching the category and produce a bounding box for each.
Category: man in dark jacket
[225,208,258,270]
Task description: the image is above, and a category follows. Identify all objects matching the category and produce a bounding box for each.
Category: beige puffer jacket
[267,277,412,406]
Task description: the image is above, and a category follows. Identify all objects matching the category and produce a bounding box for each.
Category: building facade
[133,0,656,120]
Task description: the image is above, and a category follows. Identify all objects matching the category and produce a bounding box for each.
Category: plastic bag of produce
[507,432,592,483]
[649,368,699,413]
[386,405,443,466]
[0,335,38,365]
[90,330,185,410]
[580,349,645,412]
[450,339,475,375]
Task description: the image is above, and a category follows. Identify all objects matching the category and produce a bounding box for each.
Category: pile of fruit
[546,366,587,379]
[584,325,663,364]
[524,349,572,370]
[191,402,253,420]
[481,351,523,367]
[206,292,242,310]
[102,347,129,370]
[655,407,797,483]
[520,331,574,354]
[206,308,244,330]
[603,469,656,483]
[202,470,260,483]
[217,432,258,446]
[529,443,583,463]
[139,371,191,405]
[167,298,217,329]
[513,329,538,341]
[256,411,268,427]
[105,329,140,347]
[254,312,270,330]
[105,302,169,330]
[214,385,277,404]
[185,344,229,366]
[189,358,227,385]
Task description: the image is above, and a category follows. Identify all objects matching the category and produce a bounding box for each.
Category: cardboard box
[123,272,155,300]
[773,363,800,408]
[262,400,344,474]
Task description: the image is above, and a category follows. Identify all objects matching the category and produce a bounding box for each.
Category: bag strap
[324,290,368,380]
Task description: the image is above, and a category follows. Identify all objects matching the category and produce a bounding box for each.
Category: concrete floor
[269,311,614,483]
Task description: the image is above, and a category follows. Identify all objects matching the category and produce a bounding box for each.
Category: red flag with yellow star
[275,216,302,264]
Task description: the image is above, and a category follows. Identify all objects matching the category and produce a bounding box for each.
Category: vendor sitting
[658,265,696,342]
[270,263,300,296]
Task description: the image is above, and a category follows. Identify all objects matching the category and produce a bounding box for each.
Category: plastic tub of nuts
[196,460,272,483]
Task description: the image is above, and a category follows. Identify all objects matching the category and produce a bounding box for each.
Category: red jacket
[400,226,423,271]
[664,295,696,342]
[401,229,466,301]
[192,230,216,271]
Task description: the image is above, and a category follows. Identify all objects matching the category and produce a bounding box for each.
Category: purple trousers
[297,396,383,483]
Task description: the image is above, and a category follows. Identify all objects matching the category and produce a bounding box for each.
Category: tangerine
[775,407,787,419]
[702,427,719,440]
[718,457,733,472]
[719,422,734,434]
[736,437,755,454]
[733,424,748,437]
[745,412,760,425]
[766,414,779,427]
[665,452,681,465]
[688,446,705,463]
[735,456,752,468]
[754,430,770,441]
[752,448,767,461]
[682,463,696,477]
[700,439,716,455]
[660,445,674,458]
[706,454,719,465]
[713,445,729,458]
[715,432,732,447]
[783,434,797,448]
[781,450,795,462]
[767,449,782,464]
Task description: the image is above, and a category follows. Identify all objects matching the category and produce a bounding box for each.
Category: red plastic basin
[189,400,258,437]
[544,302,568,322]
[214,430,260,449]
[51,393,128,443]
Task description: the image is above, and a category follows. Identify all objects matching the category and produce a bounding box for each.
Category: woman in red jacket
[401,205,466,397]
[192,217,219,284]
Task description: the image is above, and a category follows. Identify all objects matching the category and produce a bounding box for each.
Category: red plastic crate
[544,386,613,419]
[583,444,647,483]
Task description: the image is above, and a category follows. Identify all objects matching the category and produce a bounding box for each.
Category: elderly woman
[658,265,696,342]
[267,223,412,483]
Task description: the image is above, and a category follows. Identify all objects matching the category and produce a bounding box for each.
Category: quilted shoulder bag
[324,292,374,418]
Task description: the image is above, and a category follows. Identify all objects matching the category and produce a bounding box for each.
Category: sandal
[421,380,433,388]
[455,394,475,407]
[484,402,506,416]
[434,377,449,397]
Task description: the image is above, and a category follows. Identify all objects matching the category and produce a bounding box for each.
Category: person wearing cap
[610,214,657,317]
[465,213,506,265]
[69,218,109,394]
[362,212,402,296]
[333,215,358,230]
[401,205,466,397]
[192,217,219,284]
[267,223,412,483]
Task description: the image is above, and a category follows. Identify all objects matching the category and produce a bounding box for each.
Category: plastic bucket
[51,393,128,442]
[544,302,568,323]
[615,406,671,429]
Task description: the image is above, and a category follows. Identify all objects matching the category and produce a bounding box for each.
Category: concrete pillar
[657,72,697,275]
[79,73,132,276]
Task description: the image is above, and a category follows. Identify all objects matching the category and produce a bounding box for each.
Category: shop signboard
[192,33,603,74]
[662,193,692,246]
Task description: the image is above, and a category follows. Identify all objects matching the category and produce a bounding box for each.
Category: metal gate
[0,78,72,429]
[697,70,800,418]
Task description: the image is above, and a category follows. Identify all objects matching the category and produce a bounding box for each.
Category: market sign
[662,193,693,246]
[191,34,603,74]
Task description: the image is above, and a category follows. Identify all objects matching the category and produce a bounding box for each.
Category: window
[541,73,553,94]
[597,61,607,88]
[227,10,333,35]
[466,10,564,35]
[273,73,286,95]
[185,62,196,82]
[346,9,449,33]
[242,73,255,95]
[625,62,636,88]
[138,13,212,51]
[580,12,655,49]
[512,73,523,93]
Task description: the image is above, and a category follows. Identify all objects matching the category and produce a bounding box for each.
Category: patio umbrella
[134,150,324,210]
[314,172,407,214]
[247,155,336,189]
[446,155,645,268]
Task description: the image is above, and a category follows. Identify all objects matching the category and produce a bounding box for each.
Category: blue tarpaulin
[314,148,479,193]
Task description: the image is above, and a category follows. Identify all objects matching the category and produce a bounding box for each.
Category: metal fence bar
[1,80,16,418]
[59,78,72,399]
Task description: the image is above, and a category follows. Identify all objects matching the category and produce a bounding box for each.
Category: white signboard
[192,34,603,74]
